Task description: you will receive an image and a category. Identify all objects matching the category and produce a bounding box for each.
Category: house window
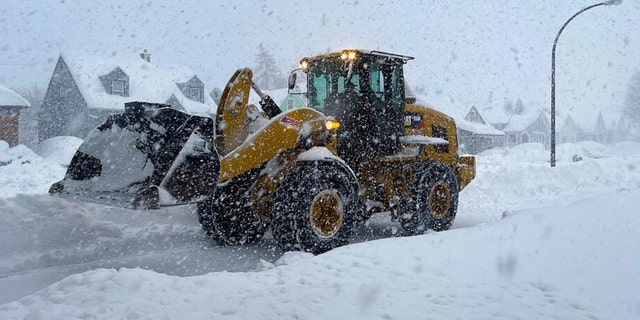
[532,132,545,144]
[190,87,201,101]
[287,99,294,110]
[59,86,66,98]
[112,80,125,96]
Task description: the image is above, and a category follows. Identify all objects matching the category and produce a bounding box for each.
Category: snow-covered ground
[0,138,639,319]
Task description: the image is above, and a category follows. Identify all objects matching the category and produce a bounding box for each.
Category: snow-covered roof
[558,114,580,132]
[0,84,30,108]
[413,95,503,135]
[457,118,504,136]
[61,53,215,115]
[502,110,548,132]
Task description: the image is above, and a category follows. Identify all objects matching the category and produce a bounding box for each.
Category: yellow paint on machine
[403,103,475,190]
[215,68,252,154]
[218,108,325,182]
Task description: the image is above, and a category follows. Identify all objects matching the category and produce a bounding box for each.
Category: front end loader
[49,101,219,209]
[51,49,475,254]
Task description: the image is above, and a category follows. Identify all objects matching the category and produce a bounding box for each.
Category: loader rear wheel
[400,161,459,235]
[197,182,268,246]
[271,162,360,254]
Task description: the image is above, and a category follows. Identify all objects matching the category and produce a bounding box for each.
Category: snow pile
[556,141,613,162]
[0,140,639,319]
[0,142,66,197]
[461,142,640,227]
[33,136,83,167]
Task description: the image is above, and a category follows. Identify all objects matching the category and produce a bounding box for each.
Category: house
[502,110,550,149]
[456,106,504,154]
[39,52,215,141]
[559,110,620,144]
[614,115,632,142]
[0,84,30,147]
[247,87,307,112]
[279,74,308,111]
[209,87,222,105]
[410,91,508,154]
[280,93,307,111]
[590,111,611,143]
[558,114,584,144]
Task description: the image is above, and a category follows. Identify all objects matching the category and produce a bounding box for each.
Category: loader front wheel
[400,161,459,235]
[271,162,360,254]
[197,198,218,238]
[197,185,268,246]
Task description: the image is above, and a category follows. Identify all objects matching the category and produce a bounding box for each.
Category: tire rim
[309,190,344,239]
[428,181,451,220]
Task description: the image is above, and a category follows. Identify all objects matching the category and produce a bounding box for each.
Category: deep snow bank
[32,136,83,167]
[0,141,639,319]
[1,189,638,319]
[457,142,640,226]
[0,142,66,197]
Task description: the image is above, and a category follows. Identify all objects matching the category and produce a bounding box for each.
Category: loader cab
[301,50,413,167]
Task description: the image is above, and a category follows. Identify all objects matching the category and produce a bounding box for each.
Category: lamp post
[550,0,622,167]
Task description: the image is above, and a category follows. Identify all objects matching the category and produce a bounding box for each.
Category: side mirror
[288,72,297,90]
[287,69,307,95]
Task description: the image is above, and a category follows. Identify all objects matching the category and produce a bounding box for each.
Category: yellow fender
[219,108,325,182]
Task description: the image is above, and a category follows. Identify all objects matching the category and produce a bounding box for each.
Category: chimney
[140,49,151,62]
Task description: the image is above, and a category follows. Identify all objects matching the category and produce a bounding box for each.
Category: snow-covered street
[1,139,638,319]
[2,0,639,318]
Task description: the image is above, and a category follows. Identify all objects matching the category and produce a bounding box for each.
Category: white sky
[1,0,638,121]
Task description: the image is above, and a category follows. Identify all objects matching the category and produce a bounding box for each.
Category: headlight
[340,50,358,61]
[300,59,309,72]
[325,120,341,130]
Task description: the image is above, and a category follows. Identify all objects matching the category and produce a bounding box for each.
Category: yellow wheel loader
[50,49,475,254]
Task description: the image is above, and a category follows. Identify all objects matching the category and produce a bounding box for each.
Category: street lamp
[550,0,622,167]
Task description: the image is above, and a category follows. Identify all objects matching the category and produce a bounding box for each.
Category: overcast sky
[1,0,638,122]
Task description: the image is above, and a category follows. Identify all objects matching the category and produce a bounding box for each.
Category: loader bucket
[49,101,219,209]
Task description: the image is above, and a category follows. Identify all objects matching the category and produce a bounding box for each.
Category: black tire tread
[398,161,459,235]
[270,161,360,254]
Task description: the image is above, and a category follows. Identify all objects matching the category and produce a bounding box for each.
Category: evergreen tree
[514,98,524,115]
[503,98,525,116]
[623,70,640,140]
[503,100,514,115]
[254,43,285,90]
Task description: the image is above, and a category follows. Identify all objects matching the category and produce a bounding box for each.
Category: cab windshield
[307,57,359,111]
